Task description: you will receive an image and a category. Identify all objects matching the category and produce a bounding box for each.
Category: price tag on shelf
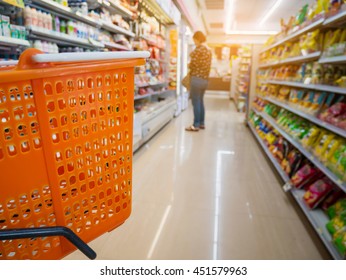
[3,0,24,8]
[282,182,292,192]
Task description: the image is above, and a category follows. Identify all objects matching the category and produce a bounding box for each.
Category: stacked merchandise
[235,45,252,112]
[131,1,177,151]
[0,0,136,59]
[249,0,346,259]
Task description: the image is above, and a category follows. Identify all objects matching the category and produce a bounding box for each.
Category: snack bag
[327,198,346,219]
[313,133,335,158]
[318,93,336,117]
[303,177,334,209]
[326,142,346,177]
[299,91,315,111]
[306,92,327,115]
[301,126,322,147]
[322,188,345,211]
[289,89,300,105]
[333,228,346,256]
[271,138,290,163]
[290,163,323,189]
[281,149,304,177]
[278,87,290,101]
[321,138,343,163]
[326,212,346,235]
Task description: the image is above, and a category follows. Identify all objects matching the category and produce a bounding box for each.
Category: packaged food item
[303,177,334,209]
[327,198,346,219]
[313,133,335,158]
[299,91,316,111]
[270,137,290,163]
[311,62,323,84]
[307,92,327,115]
[281,149,304,177]
[278,87,290,101]
[322,188,345,211]
[326,212,346,235]
[326,142,346,178]
[301,126,322,147]
[290,163,323,189]
[333,228,346,256]
[321,138,343,163]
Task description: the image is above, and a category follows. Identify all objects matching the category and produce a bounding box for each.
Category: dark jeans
[190,76,208,127]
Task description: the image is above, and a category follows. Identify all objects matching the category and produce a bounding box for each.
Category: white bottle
[24,6,32,27]
[31,8,38,27]
[37,10,43,28]
[34,40,42,51]
[47,13,52,30]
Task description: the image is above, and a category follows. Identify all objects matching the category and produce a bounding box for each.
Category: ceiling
[197,0,316,34]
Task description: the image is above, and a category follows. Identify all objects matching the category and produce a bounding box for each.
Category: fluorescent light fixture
[259,0,283,25]
[224,0,235,33]
[226,30,278,35]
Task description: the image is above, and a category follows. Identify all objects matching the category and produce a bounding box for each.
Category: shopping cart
[0,49,149,259]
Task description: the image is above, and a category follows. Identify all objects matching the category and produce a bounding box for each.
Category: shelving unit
[0,36,30,47]
[264,96,346,139]
[100,20,135,37]
[266,80,346,95]
[319,55,346,64]
[98,0,133,19]
[31,0,101,27]
[103,41,131,51]
[248,121,344,260]
[259,52,322,68]
[254,109,346,193]
[134,89,175,100]
[27,25,104,49]
[260,18,324,54]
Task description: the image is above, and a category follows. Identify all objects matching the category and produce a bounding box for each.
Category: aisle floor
[66,92,328,260]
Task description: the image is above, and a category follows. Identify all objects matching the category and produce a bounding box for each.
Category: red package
[290,164,322,189]
[324,103,346,123]
[303,177,334,209]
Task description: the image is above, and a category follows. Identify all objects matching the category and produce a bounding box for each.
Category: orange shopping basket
[0,49,149,260]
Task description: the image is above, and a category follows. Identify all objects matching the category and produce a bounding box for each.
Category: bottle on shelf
[81,0,88,16]
[60,20,67,34]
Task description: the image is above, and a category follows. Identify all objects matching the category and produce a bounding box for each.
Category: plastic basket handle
[0,61,18,66]
[0,226,97,260]
[32,51,151,63]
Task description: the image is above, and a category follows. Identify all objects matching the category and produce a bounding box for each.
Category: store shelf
[101,21,135,37]
[248,120,343,260]
[103,41,131,51]
[136,81,168,88]
[248,122,290,182]
[31,0,101,27]
[142,99,176,124]
[0,36,30,47]
[140,35,165,50]
[260,18,324,54]
[27,26,104,48]
[291,189,344,260]
[134,89,174,100]
[323,8,346,28]
[266,80,346,95]
[265,97,346,139]
[259,52,321,68]
[319,55,346,64]
[98,0,133,19]
[258,110,346,193]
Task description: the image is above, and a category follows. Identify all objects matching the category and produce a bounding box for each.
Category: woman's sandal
[199,125,205,129]
[185,125,199,132]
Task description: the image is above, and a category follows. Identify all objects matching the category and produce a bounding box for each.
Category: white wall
[207,34,270,45]
[174,0,206,33]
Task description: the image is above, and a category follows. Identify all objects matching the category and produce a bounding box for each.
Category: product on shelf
[322,188,345,211]
[327,212,346,235]
[333,228,346,256]
[281,148,304,177]
[303,177,334,209]
[290,163,323,189]
[319,102,346,129]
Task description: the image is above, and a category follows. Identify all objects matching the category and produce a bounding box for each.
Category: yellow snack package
[321,138,343,163]
[314,133,335,158]
[301,126,322,148]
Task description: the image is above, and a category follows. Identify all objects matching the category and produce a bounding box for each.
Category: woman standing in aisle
[185,31,212,132]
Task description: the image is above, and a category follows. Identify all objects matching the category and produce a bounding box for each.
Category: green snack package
[326,212,346,236]
[327,198,346,219]
[333,228,346,257]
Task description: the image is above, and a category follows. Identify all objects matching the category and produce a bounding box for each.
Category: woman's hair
[193,31,206,43]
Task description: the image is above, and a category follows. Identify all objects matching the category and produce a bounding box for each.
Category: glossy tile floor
[65,91,329,260]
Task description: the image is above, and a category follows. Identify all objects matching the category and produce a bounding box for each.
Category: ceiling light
[224,0,235,33]
[259,0,283,25]
[226,30,278,35]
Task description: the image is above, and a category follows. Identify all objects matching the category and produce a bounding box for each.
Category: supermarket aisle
[66,92,327,260]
